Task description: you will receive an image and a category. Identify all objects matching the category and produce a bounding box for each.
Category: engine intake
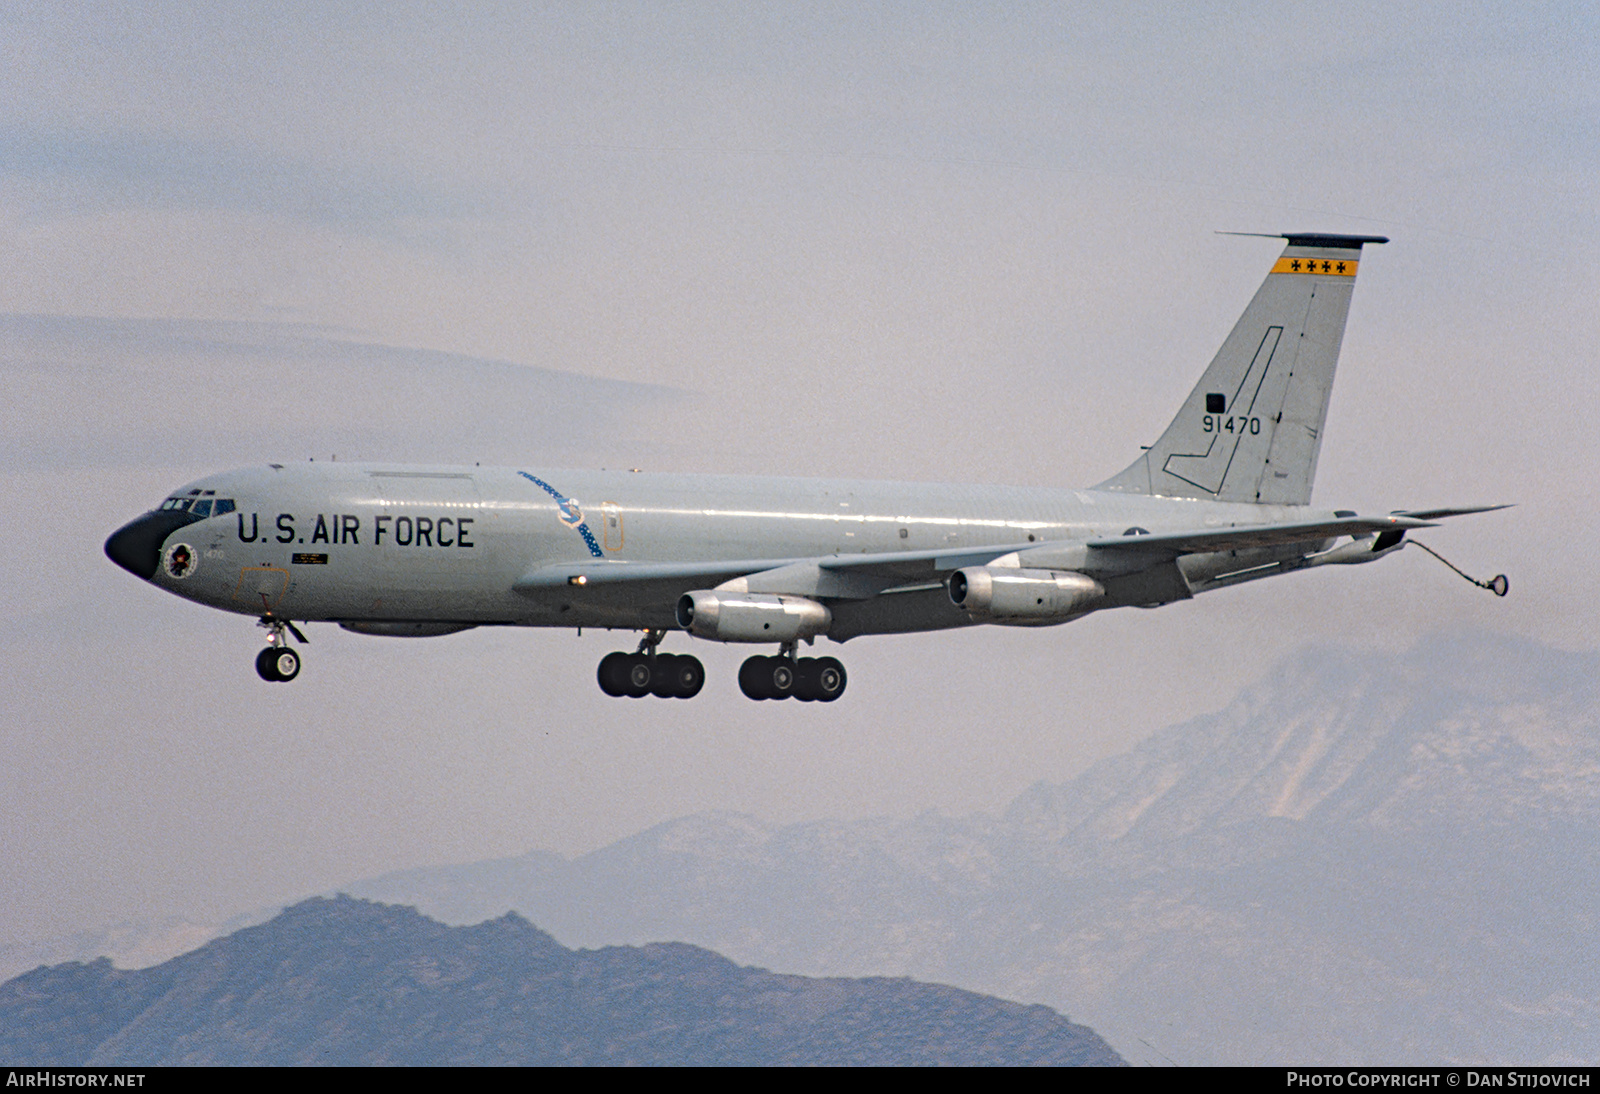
[948,567,1104,623]
[676,590,831,643]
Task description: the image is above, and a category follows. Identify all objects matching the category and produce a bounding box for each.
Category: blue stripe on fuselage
[517,471,605,558]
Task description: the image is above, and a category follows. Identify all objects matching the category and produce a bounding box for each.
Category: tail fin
[1096,233,1386,506]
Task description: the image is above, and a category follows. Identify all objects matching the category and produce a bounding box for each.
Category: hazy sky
[3,3,1596,943]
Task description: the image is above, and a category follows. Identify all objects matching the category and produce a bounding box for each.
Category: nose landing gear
[256,645,301,682]
[256,615,307,682]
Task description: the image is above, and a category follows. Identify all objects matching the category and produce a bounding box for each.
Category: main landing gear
[594,633,847,701]
[738,647,846,702]
[256,615,307,683]
[597,630,705,699]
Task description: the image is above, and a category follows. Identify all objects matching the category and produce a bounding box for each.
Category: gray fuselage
[134,462,1328,642]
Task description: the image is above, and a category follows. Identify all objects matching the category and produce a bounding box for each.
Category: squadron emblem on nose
[164,543,197,579]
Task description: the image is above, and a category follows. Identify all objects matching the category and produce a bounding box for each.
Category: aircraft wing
[512,514,1439,604]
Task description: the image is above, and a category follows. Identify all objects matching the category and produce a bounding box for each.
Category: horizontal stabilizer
[1082,514,1434,557]
[1394,505,1512,520]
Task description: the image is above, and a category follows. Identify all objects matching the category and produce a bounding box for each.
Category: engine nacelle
[948,567,1104,623]
[676,590,832,643]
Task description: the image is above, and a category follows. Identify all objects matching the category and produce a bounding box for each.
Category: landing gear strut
[597,630,705,700]
[256,615,307,682]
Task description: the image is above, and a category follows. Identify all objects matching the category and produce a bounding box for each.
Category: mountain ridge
[0,896,1124,1066]
[334,631,1598,1064]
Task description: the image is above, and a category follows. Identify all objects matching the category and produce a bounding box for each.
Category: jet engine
[948,567,1104,624]
[676,590,831,643]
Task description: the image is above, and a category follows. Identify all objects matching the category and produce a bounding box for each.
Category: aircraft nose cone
[105,512,181,580]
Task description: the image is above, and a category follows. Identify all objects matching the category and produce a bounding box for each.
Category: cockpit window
[159,496,235,515]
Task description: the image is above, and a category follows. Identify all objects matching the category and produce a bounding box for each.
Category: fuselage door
[601,502,624,552]
[235,565,290,612]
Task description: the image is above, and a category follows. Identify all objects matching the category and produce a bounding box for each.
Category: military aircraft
[105,232,1505,702]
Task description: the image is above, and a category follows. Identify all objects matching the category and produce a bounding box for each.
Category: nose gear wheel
[254,615,306,682]
[256,645,301,682]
